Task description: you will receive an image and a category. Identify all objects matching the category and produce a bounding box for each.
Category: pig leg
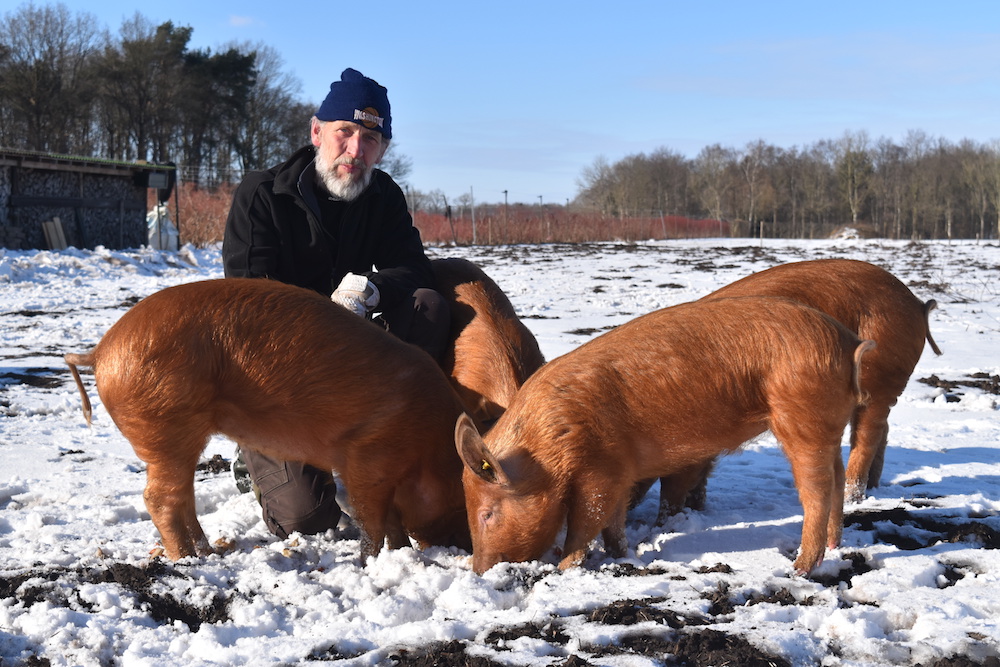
[656,460,715,524]
[845,400,892,502]
[827,453,847,550]
[774,429,843,574]
[124,421,212,560]
[559,521,595,570]
[560,487,627,569]
[142,459,209,560]
[627,478,657,511]
[384,507,409,549]
[345,484,395,560]
[600,502,629,560]
[683,460,713,511]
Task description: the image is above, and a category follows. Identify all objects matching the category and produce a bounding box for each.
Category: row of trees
[0,3,413,186]
[5,4,999,241]
[576,131,1000,240]
[0,3,319,183]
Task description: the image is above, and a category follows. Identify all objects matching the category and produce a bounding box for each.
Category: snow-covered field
[0,238,998,666]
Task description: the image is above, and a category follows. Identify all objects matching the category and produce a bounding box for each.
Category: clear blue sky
[31,0,1000,205]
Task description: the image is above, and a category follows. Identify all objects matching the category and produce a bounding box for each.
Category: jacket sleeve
[222,176,282,280]
[364,177,435,309]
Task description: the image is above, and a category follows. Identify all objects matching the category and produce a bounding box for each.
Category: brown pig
[455,296,875,575]
[432,258,546,427]
[65,278,471,561]
[634,258,941,519]
[706,259,939,501]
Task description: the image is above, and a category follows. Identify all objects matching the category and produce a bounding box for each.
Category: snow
[1,238,998,666]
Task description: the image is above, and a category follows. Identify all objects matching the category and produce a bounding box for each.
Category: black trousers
[240,288,451,538]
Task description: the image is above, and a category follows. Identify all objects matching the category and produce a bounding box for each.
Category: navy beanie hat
[316,68,392,139]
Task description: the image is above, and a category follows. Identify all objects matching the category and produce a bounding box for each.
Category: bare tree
[379,143,413,186]
[739,139,775,235]
[576,155,617,216]
[957,140,991,240]
[835,130,873,224]
[772,147,808,238]
[930,137,962,240]
[646,147,691,216]
[224,41,306,175]
[989,140,1000,240]
[902,130,933,239]
[0,2,103,152]
[871,137,908,238]
[693,144,737,231]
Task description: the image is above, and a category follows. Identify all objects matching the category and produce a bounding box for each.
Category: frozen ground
[0,237,998,666]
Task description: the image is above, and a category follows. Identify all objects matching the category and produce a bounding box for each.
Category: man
[222,67,450,539]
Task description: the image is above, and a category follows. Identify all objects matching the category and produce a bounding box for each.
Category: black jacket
[222,144,434,310]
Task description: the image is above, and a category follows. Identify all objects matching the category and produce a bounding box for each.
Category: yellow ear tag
[481,460,492,472]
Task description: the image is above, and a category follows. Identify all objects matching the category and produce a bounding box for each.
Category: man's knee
[240,449,342,538]
[262,490,342,539]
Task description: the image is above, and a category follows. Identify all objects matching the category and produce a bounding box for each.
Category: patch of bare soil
[585,627,793,666]
[0,560,229,634]
[844,507,1000,552]
[196,453,232,475]
[918,658,1000,667]
[0,369,64,389]
[918,373,1000,400]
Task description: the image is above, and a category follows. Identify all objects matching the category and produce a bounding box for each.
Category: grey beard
[314,153,373,201]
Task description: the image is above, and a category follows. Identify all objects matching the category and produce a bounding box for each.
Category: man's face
[311,119,388,200]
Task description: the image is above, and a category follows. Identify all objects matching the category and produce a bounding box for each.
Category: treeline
[0,3,314,183]
[5,4,1000,242]
[577,132,1000,240]
[0,3,420,188]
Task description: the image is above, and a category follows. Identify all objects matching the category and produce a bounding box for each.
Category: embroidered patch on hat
[354,107,384,130]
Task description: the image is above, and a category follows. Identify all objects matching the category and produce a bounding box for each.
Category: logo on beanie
[354,107,384,131]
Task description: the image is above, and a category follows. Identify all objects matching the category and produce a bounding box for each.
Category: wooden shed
[0,148,174,250]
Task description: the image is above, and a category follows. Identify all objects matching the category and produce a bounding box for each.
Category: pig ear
[455,413,509,486]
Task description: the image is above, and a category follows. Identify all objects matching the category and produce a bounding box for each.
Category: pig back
[89,278,467,471]
[493,295,864,463]
[703,258,930,385]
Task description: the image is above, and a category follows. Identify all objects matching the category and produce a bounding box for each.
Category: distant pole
[502,189,508,244]
[470,186,476,244]
[172,172,181,247]
[539,195,549,240]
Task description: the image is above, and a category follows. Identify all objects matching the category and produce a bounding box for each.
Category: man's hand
[331,273,380,316]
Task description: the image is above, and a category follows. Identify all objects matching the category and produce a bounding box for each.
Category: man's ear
[310,117,323,147]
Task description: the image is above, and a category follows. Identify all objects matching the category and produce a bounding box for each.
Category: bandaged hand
[331,273,380,317]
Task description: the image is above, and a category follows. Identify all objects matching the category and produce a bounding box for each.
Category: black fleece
[222,144,434,310]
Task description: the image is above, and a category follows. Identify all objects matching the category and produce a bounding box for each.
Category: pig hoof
[213,537,237,554]
[845,482,866,504]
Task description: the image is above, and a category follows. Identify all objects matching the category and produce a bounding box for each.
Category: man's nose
[345,134,363,158]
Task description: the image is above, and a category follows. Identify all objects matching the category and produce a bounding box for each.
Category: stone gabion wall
[0,164,147,250]
[0,166,25,249]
